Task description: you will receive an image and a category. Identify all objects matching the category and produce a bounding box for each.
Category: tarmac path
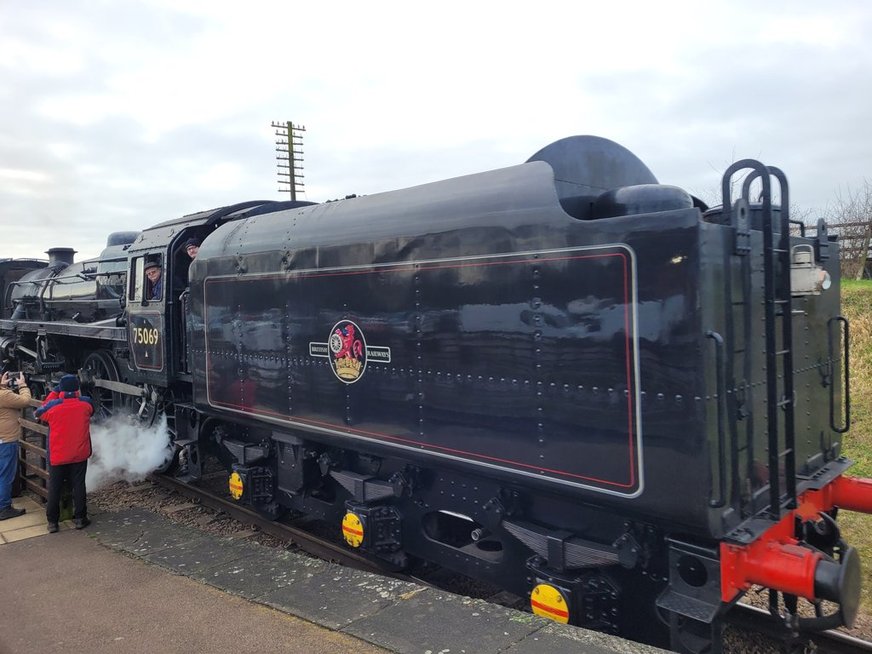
[1,530,386,654]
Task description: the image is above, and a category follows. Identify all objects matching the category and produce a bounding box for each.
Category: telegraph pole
[272,121,305,200]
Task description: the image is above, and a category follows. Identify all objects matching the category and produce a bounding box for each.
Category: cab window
[130,255,163,303]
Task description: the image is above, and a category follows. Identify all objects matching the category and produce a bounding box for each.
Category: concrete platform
[0,495,72,543]
[2,503,668,653]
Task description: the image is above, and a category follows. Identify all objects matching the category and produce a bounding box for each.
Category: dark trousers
[46,460,88,523]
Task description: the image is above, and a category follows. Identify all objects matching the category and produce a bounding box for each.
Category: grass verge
[837,279,872,611]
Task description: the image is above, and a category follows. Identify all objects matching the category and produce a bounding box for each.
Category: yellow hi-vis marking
[530,583,570,623]
[342,512,364,548]
[229,472,244,500]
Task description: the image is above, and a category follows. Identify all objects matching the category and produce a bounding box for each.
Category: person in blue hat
[35,374,94,532]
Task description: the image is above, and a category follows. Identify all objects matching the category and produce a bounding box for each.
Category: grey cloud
[3,1,872,261]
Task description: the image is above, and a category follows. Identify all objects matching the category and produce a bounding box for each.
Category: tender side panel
[203,245,641,496]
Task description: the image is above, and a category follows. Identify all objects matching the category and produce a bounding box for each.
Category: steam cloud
[86,413,173,491]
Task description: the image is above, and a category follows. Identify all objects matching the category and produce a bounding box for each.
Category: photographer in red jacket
[35,374,94,533]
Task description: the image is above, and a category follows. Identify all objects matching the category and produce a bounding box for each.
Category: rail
[152,473,406,577]
[730,603,872,654]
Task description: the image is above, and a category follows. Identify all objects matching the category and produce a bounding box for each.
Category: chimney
[45,248,76,267]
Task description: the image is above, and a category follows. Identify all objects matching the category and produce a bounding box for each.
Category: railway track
[150,473,872,654]
[151,472,412,579]
[728,603,872,654]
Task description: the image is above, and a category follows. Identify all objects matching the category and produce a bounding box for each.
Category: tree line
[823,180,872,280]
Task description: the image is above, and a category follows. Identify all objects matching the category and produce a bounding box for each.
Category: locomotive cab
[126,235,204,378]
[123,200,305,385]
[127,252,168,377]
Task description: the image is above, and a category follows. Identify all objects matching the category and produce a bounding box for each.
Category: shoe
[0,506,25,520]
[47,522,59,533]
[74,517,90,530]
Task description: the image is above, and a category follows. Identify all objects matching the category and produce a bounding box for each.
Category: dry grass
[837,280,872,611]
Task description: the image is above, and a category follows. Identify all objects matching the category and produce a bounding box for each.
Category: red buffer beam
[720,476,869,627]
[826,475,872,515]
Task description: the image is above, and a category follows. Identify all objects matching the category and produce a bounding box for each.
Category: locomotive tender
[1,136,868,653]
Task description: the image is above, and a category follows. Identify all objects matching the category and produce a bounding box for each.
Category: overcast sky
[2,1,870,261]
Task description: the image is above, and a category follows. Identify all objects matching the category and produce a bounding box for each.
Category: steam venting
[86,414,173,491]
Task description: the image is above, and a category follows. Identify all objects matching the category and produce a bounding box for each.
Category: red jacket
[35,392,94,465]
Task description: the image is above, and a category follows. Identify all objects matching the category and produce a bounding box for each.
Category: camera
[5,372,24,390]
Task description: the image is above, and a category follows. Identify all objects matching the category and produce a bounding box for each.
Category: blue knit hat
[58,374,80,392]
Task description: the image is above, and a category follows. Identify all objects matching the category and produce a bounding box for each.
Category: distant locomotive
[1,136,867,653]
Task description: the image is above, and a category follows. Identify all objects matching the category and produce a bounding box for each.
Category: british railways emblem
[329,320,367,383]
[308,320,391,383]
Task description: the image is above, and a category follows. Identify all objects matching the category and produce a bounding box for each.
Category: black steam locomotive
[1,136,867,653]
